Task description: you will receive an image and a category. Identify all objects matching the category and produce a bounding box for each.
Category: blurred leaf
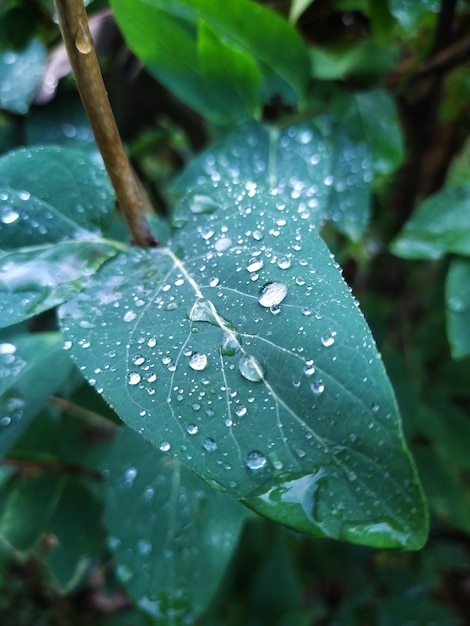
[0,473,102,590]
[367,0,396,43]
[110,0,310,122]
[354,89,404,175]
[310,40,397,81]
[0,147,121,326]
[391,184,470,260]
[104,427,248,624]
[198,21,262,123]
[0,332,73,460]
[289,0,315,23]
[0,146,115,240]
[388,0,440,31]
[377,594,460,626]
[446,257,470,359]
[60,149,427,549]
[0,241,120,328]
[0,39,47,115]
[415,447,470,534]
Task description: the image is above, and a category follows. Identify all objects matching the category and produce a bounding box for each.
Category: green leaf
[104,427,247,623]
[446,257,470,359]
[0,39,47,114]
[354,89,404,175]
[110,0,310,122]
[198,21,262,123]
[0,473,102,590]
[310,40,397,81]
[388,0,439,32]
[0,147,121,326]
[0,241,120,328]
[289,0,315,23]
[391,184,470,260]
[0,332,73,460]
[0,146,115,240]
[60,180,427,549]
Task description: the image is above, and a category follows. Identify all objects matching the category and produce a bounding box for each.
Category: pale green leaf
[0,39,47,115]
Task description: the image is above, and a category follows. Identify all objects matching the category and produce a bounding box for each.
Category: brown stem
[2,457,103,481]
[53,0,157,247]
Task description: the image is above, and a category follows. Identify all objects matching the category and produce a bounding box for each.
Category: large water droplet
[187,423,199,435]
[75,22,93,54]
[320,331,336,347]
[245,450,267,470]
[159,441,171,452]
[203,437,217,452]
[0,206,19,224]
[310,380,325,395]
[239,355,264,382]
[189,352,208,371]
[247,258,264,273]
[127,372,141,385]
[258,282,288,307]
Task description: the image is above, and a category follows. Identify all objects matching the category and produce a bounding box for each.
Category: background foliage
[1,0,470,623]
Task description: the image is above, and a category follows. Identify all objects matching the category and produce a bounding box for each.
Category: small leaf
[104,427,247,623]
[198,21,262,123]
[446,257,470,359]
[60,181,427,549]
[391,184,470,260]
[0,473,102,590]
[0,241,120,328]
[0,146,115,240]
[0,332,73,460]
[0,39,47,115]
[110,0,310,121]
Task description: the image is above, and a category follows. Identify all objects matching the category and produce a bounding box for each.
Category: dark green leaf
[110,0,310,122]
[105,427,247,623]
[60,182,427,549]
[391,184,470,259]
[0,241,122,328]
[0,146,115,241]
[0,473,102,590]
[0,332,73,460]
[0,39,47,114]
[198,21,262,123]
[446,257,470,359]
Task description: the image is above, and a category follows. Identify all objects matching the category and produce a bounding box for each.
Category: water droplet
[258,282,288,307]
[277,256,291,270]
[0,207,19,224]
[187,423,199,435]
[270,304,281,315]
[303,360,315,376]
[127,372,141,385]
[245,450,267,470]
[123,310,137,323]
[320,332,336,347]
[159,441,171,452]
[199,226,215,240]
[302,307,312,316]
[189,352,208,371]
[75,22,93,54]
[214,236,232,252]
[371,402,380,413]
[125,467,137,482]
[220,331,241,356]
[239,355,264,382]
[310,380,325,395]
[137,539,152,556]
[203,437,217,452]
[247,258,264,273]
[235,405,247,417]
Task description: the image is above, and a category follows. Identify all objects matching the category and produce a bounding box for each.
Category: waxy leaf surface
[60,150,427,548]
[105,427,247,624]
[0,147,120,326]
[446,257,470,360]
[0,39,47,114]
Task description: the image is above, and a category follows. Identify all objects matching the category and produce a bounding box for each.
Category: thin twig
[53,0,157,247]
[49,395,118,437]
[2,457,103,481]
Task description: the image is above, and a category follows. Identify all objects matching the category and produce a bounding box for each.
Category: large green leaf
[105,427,247,623]
[0,332,73,460]
[60,170,427,549]
[391,184,470,260]
[175,118,371,240]
[446,257,470,360]
[0,39,47,115]
[0,147,121,325]
[110,0,310,122]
